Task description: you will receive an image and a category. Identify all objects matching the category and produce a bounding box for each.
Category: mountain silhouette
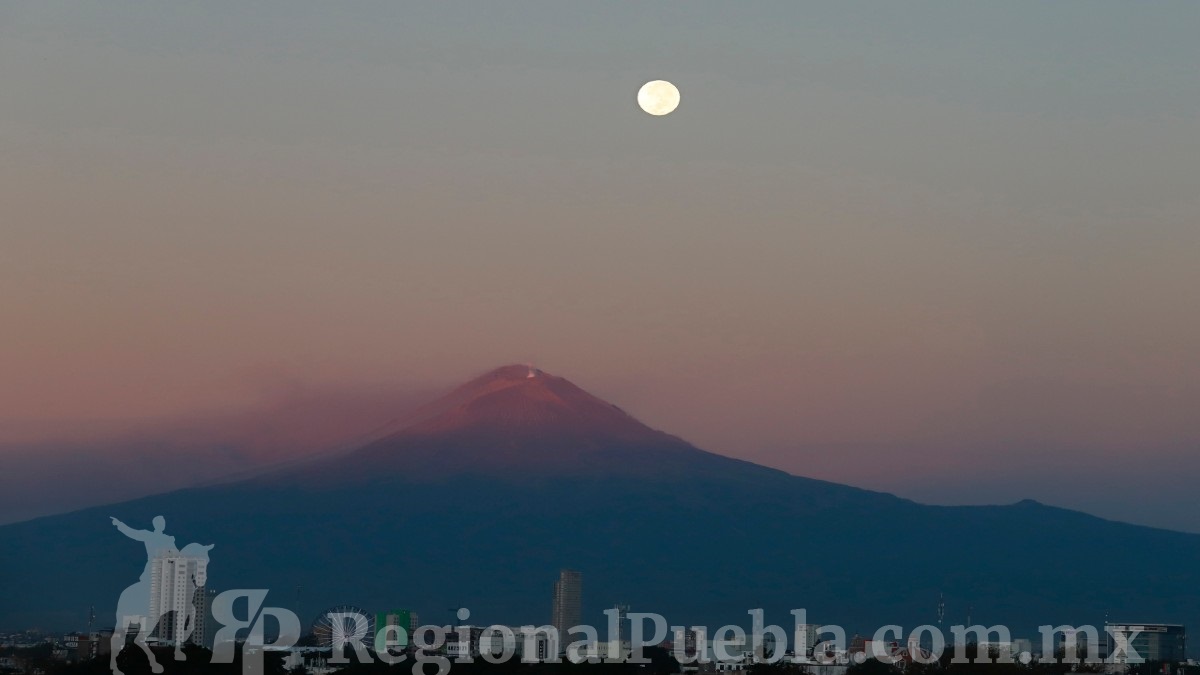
[1,365,1198,653]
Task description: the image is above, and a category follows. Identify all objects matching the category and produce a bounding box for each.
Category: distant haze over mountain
[2,364,1198,534]
[0,382,435,525]
[2,365,1198,653]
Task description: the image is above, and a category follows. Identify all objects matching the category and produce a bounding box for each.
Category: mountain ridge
[1,365,1197,655]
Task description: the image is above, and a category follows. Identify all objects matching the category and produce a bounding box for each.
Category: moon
[637,80,680,116]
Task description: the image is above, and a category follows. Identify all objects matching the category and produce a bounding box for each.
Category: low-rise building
[1106,623,1187,666]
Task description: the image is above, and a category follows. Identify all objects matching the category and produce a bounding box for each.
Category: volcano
[1,366,1199,652]
[299,365,773,481]
[392,364,660,440]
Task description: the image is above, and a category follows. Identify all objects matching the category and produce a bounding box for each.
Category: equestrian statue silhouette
[109,516,213,675]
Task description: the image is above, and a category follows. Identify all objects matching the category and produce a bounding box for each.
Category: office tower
[551,569,582,640]
[148,550,209,646]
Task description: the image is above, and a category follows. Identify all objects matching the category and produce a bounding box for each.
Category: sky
[1,2,1198,531]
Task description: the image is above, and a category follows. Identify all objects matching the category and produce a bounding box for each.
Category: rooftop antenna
[88,605,95,631]
[937,593,945,625]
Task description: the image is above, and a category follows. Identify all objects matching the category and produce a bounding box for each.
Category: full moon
[637,80,680,116]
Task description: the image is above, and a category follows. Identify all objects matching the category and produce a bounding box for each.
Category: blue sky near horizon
[1,2,1199,531]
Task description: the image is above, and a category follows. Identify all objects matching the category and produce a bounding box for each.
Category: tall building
[613,604,630,645]
[551,569,582,641]
[795,624,820,658]
[148,550,209,646]
[1106,623,1187,665]
[192,588,216,648]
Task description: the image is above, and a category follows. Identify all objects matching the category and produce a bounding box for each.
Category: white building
[148,550,209,646]
[476,626,557,662]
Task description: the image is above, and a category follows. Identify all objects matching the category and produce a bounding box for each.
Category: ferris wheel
[311,605,375,652]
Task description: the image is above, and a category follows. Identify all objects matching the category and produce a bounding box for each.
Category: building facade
[551,569,582,644]
[1106,623,1187,665]
[374,609,418,653]
[148,550,209,646]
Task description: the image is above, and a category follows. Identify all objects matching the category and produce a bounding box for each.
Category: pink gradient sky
[1,3,1199,530]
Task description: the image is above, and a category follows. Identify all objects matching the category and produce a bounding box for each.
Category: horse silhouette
[110,517,213,675]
